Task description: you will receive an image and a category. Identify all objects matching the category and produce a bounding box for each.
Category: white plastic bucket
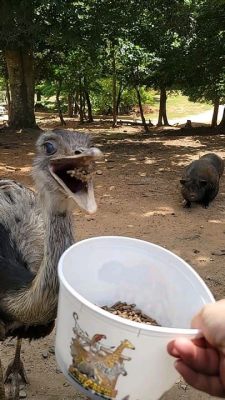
[55,236,214,400]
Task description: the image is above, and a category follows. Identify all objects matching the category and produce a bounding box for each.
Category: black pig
[180,153,224,208]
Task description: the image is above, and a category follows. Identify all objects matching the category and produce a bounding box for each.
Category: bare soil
[1,117,225,400]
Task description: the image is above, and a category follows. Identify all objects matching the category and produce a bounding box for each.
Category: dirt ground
[1,117,225,400]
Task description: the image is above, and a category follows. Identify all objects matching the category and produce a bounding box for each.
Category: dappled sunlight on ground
[0,165,31,173]
[208,219,225,224]
[161,137,207,148]
[195,255,212,264]
[143,207,175,217]
[144,158,157,165]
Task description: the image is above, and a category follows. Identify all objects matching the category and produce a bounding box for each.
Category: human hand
[167,299,225,397]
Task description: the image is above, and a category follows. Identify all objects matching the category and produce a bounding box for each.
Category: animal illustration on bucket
[68,312,135,399]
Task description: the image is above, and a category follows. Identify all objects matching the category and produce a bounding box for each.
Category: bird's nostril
[74,150,82,155]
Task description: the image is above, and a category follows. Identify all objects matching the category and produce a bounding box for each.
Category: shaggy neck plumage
[33,207,74,295]
[6,194,75,325]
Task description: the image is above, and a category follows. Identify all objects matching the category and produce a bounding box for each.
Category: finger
[168,337,208,357]
[191,312,203,330]
[167,340,180,357]
[191,301,225,351]
[191,313,211,343]
[174,359,225,397]
[167,338,219,375]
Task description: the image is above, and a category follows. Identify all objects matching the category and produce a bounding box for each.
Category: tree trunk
[135,85,148,133]
[0,358,5,400]
[56,79,66,126]
[211,98,220,127]
[219,106,225,127]
[74,101,79,117]
[36,89,41,102]
[112,46,117,127]
[5,49,36,129]
[74,91,79,116]
[83,93,87,120]
[157,87,169,126]
[157,107,163,127]
[79,78,84,123]
[67,94,73,117]
[84,88,93,122]
[5,78,11,119]
[116,82,123,115]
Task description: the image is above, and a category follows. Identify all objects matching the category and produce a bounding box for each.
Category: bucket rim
[58,235,215,336]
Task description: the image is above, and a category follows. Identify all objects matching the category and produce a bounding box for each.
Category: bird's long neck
[33,208,74,298]
[7,198,75,325]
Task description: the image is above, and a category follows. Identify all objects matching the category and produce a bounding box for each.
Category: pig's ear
[180,179,186,185]
[199,179,207,187]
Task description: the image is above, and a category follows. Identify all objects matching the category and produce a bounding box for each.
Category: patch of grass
[167,95,211,119]
[147,94,212,121]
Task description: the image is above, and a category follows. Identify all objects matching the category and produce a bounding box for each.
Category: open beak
[49,148,103,214]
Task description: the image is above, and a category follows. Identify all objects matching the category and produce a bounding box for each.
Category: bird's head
[32,130,103,214]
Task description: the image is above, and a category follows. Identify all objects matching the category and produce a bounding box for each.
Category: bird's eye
[44,142,57,155]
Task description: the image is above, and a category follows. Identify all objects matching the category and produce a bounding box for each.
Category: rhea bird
[0,130,102,399]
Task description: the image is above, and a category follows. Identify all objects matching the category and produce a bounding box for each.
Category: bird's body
[0,181,43,272]
[0,177,74,340]
[0,181,44,337]
[0,130,101,399]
